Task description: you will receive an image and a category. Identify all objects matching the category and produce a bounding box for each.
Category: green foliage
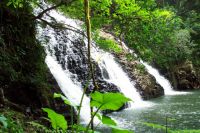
[90,91,131,111]
[27,122,53,133]
[102,115,117,126]
[0,115,8,128]
[95,37,122,54]
[0,114,24,133]
[53,93,77,107]
[125,53,136,61]
[110,125,133,133]
[6,0,24,8]
[135,64,145,74]
[143,122,168,132]
[42,108,68,131]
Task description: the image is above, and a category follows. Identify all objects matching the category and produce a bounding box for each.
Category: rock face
[115,53,164,100]
[169,61,200,90]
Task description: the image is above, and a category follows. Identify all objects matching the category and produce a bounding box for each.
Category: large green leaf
[42,108,67,130]
[90,91,131,110]
[102,115,117,126]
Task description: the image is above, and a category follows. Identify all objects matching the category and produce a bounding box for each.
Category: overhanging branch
[38,18,86,36]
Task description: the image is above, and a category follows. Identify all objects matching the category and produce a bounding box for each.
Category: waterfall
[35,4,92,123]
[120,41,188,95]
[140,61,188,95]
[45,55,91,123]
[35,2,151,123]
[91,49,148,108]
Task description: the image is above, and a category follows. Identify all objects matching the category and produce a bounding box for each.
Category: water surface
[108,90,200,132]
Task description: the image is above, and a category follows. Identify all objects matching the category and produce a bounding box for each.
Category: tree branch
[38,18,86,36]
[33,2,64,20]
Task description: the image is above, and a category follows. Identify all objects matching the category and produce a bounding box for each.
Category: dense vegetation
[0,0,200,132]
[61,0,200,69]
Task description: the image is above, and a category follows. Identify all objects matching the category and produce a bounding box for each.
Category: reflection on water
[106,90,200,133]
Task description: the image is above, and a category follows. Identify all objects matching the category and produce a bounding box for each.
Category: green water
[109,90,200,133]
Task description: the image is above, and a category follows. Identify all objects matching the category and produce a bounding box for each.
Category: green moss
[135,63,146,74]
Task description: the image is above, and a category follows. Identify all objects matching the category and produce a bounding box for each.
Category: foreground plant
[42,92,133,133]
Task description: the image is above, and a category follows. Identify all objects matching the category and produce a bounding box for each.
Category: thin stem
[85,105,103,133]
[84,0,99,130]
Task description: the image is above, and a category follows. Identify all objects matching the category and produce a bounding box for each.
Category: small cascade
[45,55,91,123]
[140,61,188,95]
[120,41,188,95]
[140,61,175,95]
[91,49,151,108]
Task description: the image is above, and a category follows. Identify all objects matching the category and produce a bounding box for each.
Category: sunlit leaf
[102,115,117,126]
[90,91,131,110]
[42,108,67,130]
[53,93,77,107]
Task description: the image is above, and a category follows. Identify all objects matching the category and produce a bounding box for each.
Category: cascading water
[140,61,188,95]
[91,49,146,108]
[35,1,150,123]
[35,3,92,123]
[45,55,91,122]
[120,41,188,95]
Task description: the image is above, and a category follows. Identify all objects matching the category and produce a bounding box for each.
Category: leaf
[6,2,12,6]
[102,115,117,126]
[90,91,131,110]
[42,108,67,130]
[71,124,86,132]
[53,93,77,107]
[0,115,8,128]
[92,112,102,121]
[108,125,133,133]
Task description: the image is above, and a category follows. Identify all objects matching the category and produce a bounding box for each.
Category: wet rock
[114,53,164,100]
[169,61,200,90]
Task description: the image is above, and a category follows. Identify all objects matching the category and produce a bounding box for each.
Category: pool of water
[106,90,200,132]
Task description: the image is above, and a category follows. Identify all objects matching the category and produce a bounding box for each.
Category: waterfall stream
[91,49,150,108]
[45,55,91,123]
[140,61,188,95]
[35,3,148,123]
[35,2,187,124]
[120,41,188,95]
